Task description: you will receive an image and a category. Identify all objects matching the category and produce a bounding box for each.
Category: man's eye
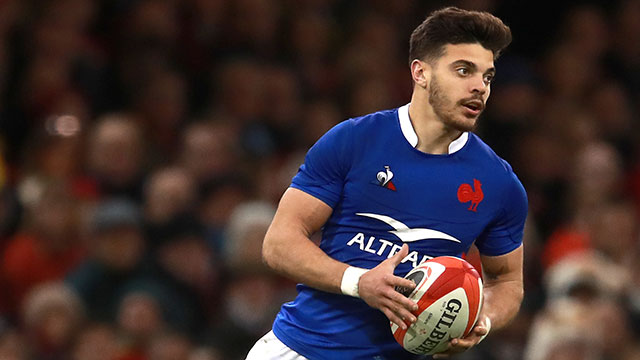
[484,74,494,84]
[456,68,469,76]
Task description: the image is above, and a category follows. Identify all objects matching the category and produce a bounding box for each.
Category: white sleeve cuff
[340,266,368,298]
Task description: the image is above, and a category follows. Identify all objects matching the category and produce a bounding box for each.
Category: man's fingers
[382,308,408,330]
[388,275,417,291]
[451,337,475,348]
[472,326,489,336]
[381,295,419,328]
[384,298,417,324]
[387,288,419,312]
[388,244,409,267]
[431,318,489,358]
[433,337,475,358]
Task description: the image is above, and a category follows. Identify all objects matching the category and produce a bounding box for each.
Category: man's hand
[432,314,491,359]
[358,244,419,330]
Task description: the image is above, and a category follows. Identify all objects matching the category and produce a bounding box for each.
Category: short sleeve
[474,173,528,256]
[290,120,353,208]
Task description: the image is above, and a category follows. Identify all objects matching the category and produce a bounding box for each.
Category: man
[248,7,527,360]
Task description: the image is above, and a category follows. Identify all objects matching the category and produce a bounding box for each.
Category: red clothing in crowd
[0,232,85,313]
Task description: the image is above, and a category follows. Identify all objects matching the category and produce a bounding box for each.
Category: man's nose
[470,75,488,95]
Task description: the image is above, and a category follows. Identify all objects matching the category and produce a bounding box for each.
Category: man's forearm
[261,188,353,295]
[481,279,523,330]
[263,226,350,294]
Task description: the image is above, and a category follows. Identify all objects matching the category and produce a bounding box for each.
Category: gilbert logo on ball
[391,256,483,355]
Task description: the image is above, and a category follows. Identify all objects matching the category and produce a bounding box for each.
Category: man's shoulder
[468,133,515,172]
[320,107,400,147]
[347,107,399,131]
[467,134,528,225]
[467,133,522,187]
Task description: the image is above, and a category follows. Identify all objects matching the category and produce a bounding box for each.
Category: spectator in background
[116,290,166,360]
[209,201,295,360]
[133,70,188,157]
[223,0,281,59]
[286,9,338,97]
[71,323,119,360]
[513,129,568,237]
[0,326,27,360]
[1,181,85,314]
[587,201,639,266]
[197,175,252,254]
[16,121,100,209]
[87,114,147,201]
[254,152,306,205]
[544,252,628,304]
[262,65,303,154]
[525,299,603,360]
[143,166,196,230]
[66,198,148,323]
[113,0,180,105]
[211,59,265,127]
[525,298,640,360]
[9,0,104,157]
[150,214,217,339]
[587,80,636,165]
[299,100,341,149]
[526,250,640,360]
[338,12,409,116]
[224,201,276,270]
[209,270,290,360]
[607,0,640,100]
[209,59,280,158]
[180,121,239,188]
[542,44,600,104]
[146,331,192,360]
[19,124,84,184]
[189,346,222,360]
[541,141,627,269]
[572,142,626,213]
[558,4,610,62]
[21,282,85,360]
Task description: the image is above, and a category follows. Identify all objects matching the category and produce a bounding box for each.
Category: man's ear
[410,59,431,89]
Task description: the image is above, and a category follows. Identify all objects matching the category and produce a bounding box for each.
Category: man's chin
[446,116,478,132]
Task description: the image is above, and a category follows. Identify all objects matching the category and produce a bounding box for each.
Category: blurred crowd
[0,0,638,359]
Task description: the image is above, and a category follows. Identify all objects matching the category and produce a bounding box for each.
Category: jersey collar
[398,103,468,154]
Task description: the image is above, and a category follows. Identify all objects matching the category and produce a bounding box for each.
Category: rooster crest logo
[376,166,396,191]
[457,179,484,212]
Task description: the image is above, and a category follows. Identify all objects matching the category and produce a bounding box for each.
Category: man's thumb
[389,244,409,267]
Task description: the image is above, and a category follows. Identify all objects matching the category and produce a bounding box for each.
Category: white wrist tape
[340,266,368,298]
[478,317,491,343]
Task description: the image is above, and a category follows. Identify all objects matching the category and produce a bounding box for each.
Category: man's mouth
[461,100,484,116]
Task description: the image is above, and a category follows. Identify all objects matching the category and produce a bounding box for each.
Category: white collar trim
[398,103,468,154]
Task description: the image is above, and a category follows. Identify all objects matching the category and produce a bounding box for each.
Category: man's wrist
[340,266,368,297]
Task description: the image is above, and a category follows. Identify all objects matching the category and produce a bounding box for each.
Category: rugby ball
[391,256,483,355]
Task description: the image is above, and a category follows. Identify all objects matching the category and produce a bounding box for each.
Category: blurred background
[0,0,638,359]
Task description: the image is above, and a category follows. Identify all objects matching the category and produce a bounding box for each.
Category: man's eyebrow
[451,60,496,74]
[451,60,477,70]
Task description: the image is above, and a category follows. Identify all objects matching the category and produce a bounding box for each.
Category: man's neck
[408,93,463,155]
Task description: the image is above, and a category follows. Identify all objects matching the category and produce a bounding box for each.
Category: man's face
[427,43,495,132]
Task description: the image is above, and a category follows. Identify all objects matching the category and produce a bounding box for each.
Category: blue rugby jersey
[272,104,528,360]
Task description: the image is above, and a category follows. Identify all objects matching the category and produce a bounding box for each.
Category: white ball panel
[402,287,470,355]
